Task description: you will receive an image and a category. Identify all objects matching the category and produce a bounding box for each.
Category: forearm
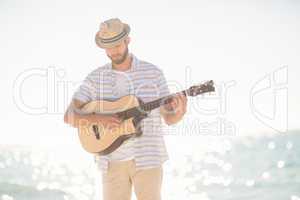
[64,108,93,128]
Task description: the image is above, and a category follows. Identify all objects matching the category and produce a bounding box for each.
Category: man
[64,18,187,200]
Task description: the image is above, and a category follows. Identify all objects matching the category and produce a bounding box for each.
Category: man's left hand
[168,93,187,116]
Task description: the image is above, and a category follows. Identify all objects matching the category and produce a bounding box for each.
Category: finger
[182,96,187,105]
[178,95,183,102]
[181,94,187,102]
[112,122,120,127]
[112,114,121,120]
[178,94,184,102]
[177,95,184,105]
[170,97,177,105]
[176,95,181,103]
[108,122,120,130]
[171,100,177,107]
[178,96,186,112]
[180,95,187,105]
[112,118,121,124]
[111,115,122,123]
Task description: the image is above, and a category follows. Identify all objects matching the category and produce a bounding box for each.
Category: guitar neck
[141,90,187,112]
[117,90,187,120]
[116,80,214,120]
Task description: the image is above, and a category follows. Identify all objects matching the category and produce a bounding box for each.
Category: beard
[108,47,129,65]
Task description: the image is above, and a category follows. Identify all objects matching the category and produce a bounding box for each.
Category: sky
[0,0,299,146]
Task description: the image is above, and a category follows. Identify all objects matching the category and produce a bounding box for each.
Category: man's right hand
[64,99,123,129]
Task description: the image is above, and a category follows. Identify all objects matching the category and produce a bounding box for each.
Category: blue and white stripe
[73,54,170,174]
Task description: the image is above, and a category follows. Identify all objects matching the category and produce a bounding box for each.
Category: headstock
[187,80,215,97]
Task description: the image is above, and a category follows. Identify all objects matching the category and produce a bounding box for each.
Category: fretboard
[116,90,187,120]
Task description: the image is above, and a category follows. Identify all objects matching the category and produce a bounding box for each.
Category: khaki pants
[102,159,163,200]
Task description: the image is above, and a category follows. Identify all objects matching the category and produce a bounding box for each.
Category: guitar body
[78,95,146,155]
[76,80,215,155]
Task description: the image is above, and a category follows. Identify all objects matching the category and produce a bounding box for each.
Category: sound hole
[92,125,100,140]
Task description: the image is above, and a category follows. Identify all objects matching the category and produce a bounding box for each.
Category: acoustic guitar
[78,80,215,155]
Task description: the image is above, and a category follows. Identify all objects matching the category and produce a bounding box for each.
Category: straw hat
[95,18,130,48]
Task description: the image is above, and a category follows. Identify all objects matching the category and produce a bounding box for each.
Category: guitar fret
[116,81,214,119]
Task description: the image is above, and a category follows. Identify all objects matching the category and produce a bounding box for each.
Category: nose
[107,48,119,56]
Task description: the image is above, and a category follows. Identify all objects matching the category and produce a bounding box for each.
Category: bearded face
[105,39,130,65]
[107,46,129,65]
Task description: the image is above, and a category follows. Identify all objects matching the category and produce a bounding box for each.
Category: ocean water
[0,131,299,200]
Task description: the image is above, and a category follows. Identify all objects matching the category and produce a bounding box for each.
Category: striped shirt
[105,69,135,161]
[72,53,170,174]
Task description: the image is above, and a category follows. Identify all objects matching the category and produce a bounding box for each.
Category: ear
[125,36,131,45]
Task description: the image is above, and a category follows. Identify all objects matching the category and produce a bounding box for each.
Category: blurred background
[0,0,299,199]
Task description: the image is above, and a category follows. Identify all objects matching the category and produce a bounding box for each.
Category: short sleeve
[72,75,95,103]
[157,69,170,98]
